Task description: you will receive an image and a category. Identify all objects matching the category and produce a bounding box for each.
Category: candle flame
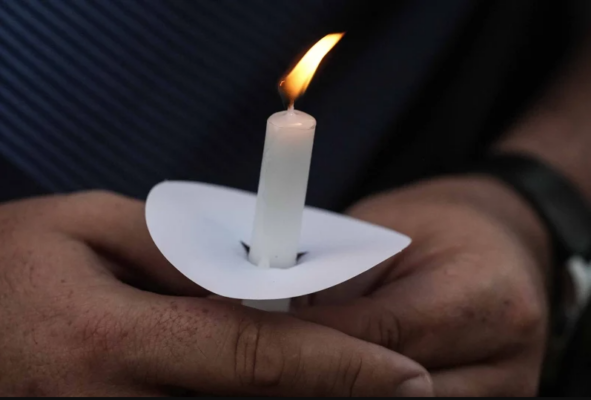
[280,32,344,108]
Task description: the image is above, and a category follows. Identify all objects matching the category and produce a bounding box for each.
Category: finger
[116,294,433,397]
[69,385,170,397]
[430,361,540,397]
[55,191,206,297]
[301,279,542,398]
[295,265,544,371]
[295,297,404,355]
[296,295,506,371]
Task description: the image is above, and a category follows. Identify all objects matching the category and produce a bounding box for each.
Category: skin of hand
[295,175,552,397]
[0,191,432,397]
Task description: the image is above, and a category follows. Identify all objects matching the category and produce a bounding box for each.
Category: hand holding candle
[249,33,344,269]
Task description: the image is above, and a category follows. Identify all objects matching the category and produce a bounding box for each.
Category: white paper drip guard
[146,181,411,301]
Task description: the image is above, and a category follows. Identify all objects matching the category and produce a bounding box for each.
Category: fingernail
[393,375,433,397]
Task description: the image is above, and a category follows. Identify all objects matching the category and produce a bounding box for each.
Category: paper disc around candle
[146,181,411,300]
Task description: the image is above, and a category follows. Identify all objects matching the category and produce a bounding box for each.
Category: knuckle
[234,320,287,388]
[72,189,127,206]
[337,353,365,397]
[356,298,402,351]
[69,189,138,208]
[374,306,402,351]
[518,302,544,337]
[333,350,400,397]
[80,189,121,200]
[66,190,141,218]
[505,288,546,341]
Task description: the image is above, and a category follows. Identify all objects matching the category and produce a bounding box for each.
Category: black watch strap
[472,153,591,264]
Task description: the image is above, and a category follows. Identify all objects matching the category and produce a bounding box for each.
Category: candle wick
[287,102,295,115]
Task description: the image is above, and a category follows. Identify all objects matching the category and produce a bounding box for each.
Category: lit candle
[249,33,344,270]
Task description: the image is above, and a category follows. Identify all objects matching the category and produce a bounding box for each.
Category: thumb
[55,190,206,296]
[121,294,434,397]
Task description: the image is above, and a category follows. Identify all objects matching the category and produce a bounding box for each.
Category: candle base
[241,241,307,269]
[242,298,291,313]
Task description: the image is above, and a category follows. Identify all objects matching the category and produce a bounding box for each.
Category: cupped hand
[296,176,551,397]
[0,191,431,396]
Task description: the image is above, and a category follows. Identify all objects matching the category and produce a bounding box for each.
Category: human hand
[296,176,551,396]
[0,191,432,396]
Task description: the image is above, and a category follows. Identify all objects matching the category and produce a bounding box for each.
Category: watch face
[567,256,591,319]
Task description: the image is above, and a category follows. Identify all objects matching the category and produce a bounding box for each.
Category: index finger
[53,191,207,297]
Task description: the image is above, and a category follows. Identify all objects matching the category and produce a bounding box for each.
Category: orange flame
[279,32,344,108]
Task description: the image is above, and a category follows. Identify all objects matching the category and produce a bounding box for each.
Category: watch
[469,152,591,395]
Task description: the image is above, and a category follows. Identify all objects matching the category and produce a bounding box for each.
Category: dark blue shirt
[0,0,574,209]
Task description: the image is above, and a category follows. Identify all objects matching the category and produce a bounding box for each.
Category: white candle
[248,32,344,271]
[248,108,316,269]
[244,33,344,311]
